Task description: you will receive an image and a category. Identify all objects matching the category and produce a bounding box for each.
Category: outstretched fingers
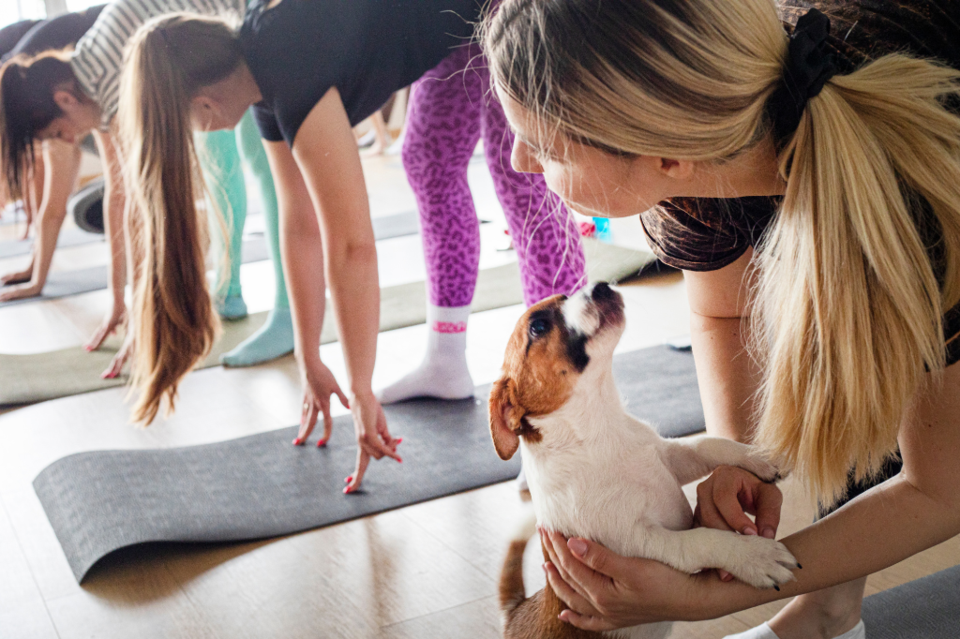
[345,447,370,494]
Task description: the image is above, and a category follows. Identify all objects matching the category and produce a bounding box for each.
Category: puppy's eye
[529,318,551,339]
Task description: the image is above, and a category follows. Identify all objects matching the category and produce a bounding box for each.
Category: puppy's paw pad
[725,537,799,589]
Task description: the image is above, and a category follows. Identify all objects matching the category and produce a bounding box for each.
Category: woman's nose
[510,138,544,175]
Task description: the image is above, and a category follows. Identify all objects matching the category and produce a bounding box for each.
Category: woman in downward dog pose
[0,0,289,373]
[118,0,584,492]
[0,6,104,303]
[484,0,960,638]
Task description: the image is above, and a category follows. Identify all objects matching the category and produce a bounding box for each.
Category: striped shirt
[70,0,245,129]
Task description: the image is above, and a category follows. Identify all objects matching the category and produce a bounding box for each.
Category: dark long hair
[0,50,78,197]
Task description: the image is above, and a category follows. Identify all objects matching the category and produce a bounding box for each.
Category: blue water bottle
[592,216,612,242]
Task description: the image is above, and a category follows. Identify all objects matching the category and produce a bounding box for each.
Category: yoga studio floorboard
[1,153,958,638]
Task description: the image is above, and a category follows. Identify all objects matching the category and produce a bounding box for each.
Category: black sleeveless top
[240,0,482,146]
[638,0,960,363]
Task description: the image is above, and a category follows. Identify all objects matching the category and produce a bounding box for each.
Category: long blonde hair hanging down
[483,0,960,505]
[118,14,244,425]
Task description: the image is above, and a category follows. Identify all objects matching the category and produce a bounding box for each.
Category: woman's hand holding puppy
[540,528,719,630]
[539,465,789,629]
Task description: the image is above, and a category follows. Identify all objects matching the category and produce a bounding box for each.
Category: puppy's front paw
[722,535,799,589]
[737,454,781,483]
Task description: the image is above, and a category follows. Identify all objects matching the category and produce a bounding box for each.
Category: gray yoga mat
[861,564,960,639]
[0,240,656,405]
[240,210,426,263]
[0,212,425,308]
[0,225,104,259]
[32,344,702,582]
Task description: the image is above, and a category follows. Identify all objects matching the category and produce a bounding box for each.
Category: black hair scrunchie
[768,8,839,145]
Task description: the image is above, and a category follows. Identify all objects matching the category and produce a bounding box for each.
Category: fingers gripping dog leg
[659,435,780,486]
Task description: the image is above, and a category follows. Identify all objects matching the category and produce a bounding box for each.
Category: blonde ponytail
[118,14,242,425]
[754,56,960,504]
[484,0,960,505]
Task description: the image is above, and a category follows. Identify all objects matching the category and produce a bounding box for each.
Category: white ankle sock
[723,620,865,639]
[377,304,475,404]
[723,622,781,639]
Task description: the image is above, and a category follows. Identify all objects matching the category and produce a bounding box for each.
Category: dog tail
[499,504,537,616]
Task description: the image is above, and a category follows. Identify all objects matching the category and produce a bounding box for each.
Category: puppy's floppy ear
[489,377,524,460]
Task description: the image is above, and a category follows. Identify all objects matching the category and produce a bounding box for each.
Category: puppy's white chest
[524,440,692,557]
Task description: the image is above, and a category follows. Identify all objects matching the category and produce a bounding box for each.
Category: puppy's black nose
[591,282,614,301]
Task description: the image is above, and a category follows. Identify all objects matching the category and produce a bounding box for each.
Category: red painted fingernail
[344,476,352,483]
[316,439,327,448]
[396,438,403,444]
[292,438,302,446]
[396,457,403,463]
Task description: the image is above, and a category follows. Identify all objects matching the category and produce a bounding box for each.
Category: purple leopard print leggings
[402,43,586,308]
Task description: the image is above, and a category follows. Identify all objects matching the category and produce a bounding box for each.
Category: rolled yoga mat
[32,344,702,582]
[0,179,107,258]
[0,239,657,406]
[0,211,429,308]
[861,564,960,639]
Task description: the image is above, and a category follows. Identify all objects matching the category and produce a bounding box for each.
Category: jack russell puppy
[490,282,798,639]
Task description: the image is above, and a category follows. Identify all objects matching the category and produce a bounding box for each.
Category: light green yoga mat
[0,239,655,406]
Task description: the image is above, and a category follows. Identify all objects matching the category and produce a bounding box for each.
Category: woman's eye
[529,318,550,339]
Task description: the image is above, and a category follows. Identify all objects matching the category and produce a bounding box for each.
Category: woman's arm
[266,87,400,490]
[0,140,81,301]
[685,248,761,443]
[685,249,783,539]
[85,129,127,352]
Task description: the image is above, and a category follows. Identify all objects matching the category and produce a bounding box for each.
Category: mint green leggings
[198,110,287,308]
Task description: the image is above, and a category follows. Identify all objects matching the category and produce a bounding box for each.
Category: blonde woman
[484,1,960,638]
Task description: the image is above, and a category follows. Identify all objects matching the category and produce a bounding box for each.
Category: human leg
[477,53,586,305]
[198,127,248,319]
[377,47,484,404]
[220,110,295,366]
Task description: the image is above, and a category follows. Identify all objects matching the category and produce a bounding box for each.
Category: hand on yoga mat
[85,300,126,352]
[0,280,42,302]
[295,359,350,448]
[101,331,134,380]
[693,465,783,581]
[346,391,402,494]
[1,265,34,287]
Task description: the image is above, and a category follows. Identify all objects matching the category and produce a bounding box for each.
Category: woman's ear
[189,95,220,131]
[656,157,696,180]
[52,89,81,113]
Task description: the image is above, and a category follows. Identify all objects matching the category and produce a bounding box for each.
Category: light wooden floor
[1,154,957,638]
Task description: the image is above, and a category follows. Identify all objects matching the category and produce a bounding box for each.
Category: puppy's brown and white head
[489,282,625,460]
